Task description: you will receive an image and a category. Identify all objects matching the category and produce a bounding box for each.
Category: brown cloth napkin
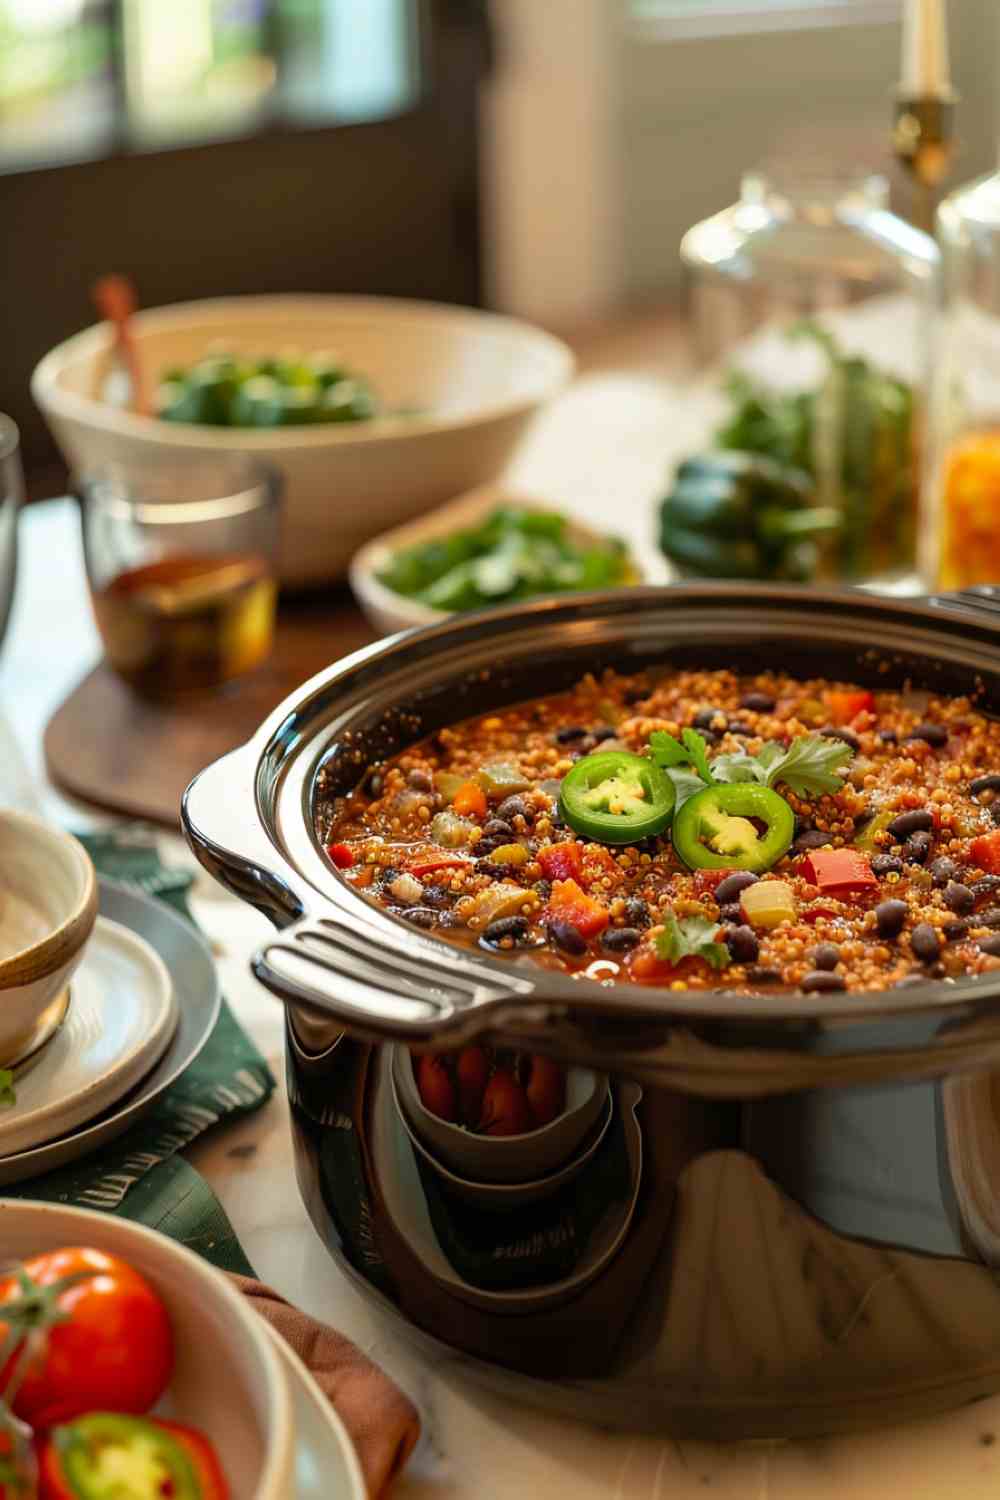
[230,1275,421,1498]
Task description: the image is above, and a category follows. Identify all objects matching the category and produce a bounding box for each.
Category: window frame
[629,1,901,44]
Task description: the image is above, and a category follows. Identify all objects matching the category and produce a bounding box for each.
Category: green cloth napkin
[3,832,276,1277]
[414,1088,631,1291]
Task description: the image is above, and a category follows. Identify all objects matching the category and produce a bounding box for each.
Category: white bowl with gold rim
[0,812,98,1066]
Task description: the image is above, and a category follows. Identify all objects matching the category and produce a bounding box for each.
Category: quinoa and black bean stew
[317,669,1000,994]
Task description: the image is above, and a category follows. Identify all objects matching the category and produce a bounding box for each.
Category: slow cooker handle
[927,585,1000,620]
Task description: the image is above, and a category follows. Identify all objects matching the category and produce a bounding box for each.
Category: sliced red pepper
[537,841,584,883]
[825,689,874,726]
[971,829,1000,873]
[543,878,609,938]
[326,842,355,869]
[799,848,877,895]
[38,1412,226,1500]
[801,903,843,924]
[155,1423,230,1500]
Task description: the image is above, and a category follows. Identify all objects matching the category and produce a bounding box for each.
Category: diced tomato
[798,848,877,896]
[580,844,619,884]
[826,689,874,726]
[538,841,584,883]
[970,829,1000,873]
[452,781,487,819]
[326,842,355,869]
[692,869,735,895]
[544,878,609,938]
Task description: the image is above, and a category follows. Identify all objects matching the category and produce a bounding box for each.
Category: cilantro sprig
[649,725,853,807]
[655,914,731,970]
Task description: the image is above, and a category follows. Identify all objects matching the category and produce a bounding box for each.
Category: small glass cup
[77,455,281,700]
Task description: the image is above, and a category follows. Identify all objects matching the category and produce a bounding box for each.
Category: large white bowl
[0,1201,296,1500]
[32,295,575,587]
[0,812,97,1066]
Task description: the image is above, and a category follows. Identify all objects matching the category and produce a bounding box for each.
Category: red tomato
[326,842,354,869]
[971,830,1000,873]
[543,879,609,939]
[798,849,876,896]
[456,1045,490,1127]
[525,1056,565,1127]
[825,689,874,726]
[480,1071,532,1136]
[537,841,583,883]
[157,1420,230,1500]
[415,1055,456,1122]
[580,845,620,884]
[0,1248,173,1430]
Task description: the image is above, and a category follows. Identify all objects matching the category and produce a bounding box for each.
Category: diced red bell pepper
[971,829,1000,873]
[826,689,874,726]
[544,878,609,938]
[798,848,877,895]
[801,903,842,924]
[538,841,584,883]
[692,869,735,895]
[326,842,355,869]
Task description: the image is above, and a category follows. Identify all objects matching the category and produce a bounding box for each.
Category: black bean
[878,729,898,745]
[970,774,1000,797]
[420,884,453,908]
[978,907,1000,929]
[481,819,514,839]
[821,726,861,751]
[724,925,760,964]
[482,915,529,947]
[718,902,743,924]
[496,795,532,824]
[910,923,941,963]
[802,970,847,993]
[401,906,437,928]
[623,896,651,929]
[592,726,618,743]
[548,919,586,956]
[534,879,552,901]
[872,853,904,877]
[727,721,752,737]
[379,865,400,887]
[929,960,948,979]
[908,723,948,747]
[601,927,642,953]
[979,934,1000,956]
[888,809,934,840]
[555,725,587,743]
[990,803,1000,828]
[740,692,775,713]
[746,965,782,985]
[693,708,722,730]
[930,856,961,887]
[944,881,975,914]
[715,870,760,906]
[811,942,840,971]
[943,919,969,942]
[794,829,835,854]
[876,900,908,939]
[972,877,1000,901]
[407,768,433,792]
[903,831,934,865]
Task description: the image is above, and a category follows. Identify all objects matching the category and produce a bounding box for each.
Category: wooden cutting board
[44,589,375,829]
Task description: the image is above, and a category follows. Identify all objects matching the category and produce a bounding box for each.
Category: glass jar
[924,165,1000,589]
[679,166,938,589]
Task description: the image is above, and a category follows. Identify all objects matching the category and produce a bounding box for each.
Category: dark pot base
[286,1017,1000,1439]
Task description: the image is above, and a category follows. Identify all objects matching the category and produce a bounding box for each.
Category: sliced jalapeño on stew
[672,783,794,872]
[559,750,675,844]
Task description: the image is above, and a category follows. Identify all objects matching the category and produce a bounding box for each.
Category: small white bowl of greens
[350,485,641,636]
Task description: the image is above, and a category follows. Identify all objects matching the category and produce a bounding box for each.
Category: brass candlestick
[892,92,957,232]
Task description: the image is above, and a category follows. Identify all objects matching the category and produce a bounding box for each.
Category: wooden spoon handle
[92,273,150,417]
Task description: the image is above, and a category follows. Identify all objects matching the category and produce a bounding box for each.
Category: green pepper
[660,451,839,583]
[44,1413,203,1499]
[560,750,675,844]
[854,807,895,853]
[672,783,794,872]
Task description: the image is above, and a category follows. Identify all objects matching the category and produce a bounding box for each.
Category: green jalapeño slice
[672,783,794,872]
[559,750,675,844]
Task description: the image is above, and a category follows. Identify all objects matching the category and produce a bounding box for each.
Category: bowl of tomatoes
[0,1201,297,1500]
[391,1043,608,1185]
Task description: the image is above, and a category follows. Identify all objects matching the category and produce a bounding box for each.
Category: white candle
[899,0,952,98]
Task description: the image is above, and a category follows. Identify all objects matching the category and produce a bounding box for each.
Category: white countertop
[5,487,1000,1497]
